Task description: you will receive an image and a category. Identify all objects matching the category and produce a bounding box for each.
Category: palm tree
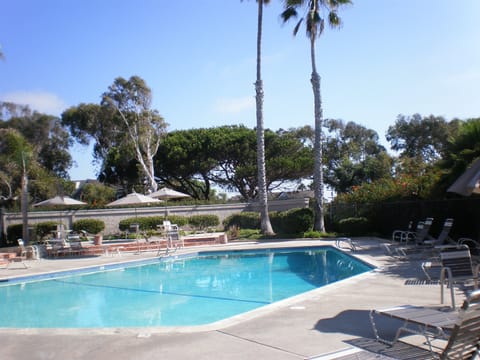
[245,0,275,235]
[281,0,350,232]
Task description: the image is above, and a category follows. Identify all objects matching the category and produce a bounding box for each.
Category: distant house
[71,179,100,197]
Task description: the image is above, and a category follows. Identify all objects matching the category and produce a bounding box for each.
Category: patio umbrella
[150,187,191,200]
[106,192,162,253]
[150,187,190,216]
[33,196,87,235]
[447,158,480,196]
[33,195,87,207]
[106,192,162,207]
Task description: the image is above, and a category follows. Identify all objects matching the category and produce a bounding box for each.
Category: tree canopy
[154,126,313,200]
[62,76,167,192]
[324,119,393,193]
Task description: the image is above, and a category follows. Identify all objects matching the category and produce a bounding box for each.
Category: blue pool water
[0,246,372,328]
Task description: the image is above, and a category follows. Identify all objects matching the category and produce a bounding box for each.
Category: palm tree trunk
[310,35,325,232]
[255,0,274,235]
[21,155,29,244]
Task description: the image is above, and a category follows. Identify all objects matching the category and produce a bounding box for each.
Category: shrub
[285,208,314,234]
[6,223,23,243]
[338,217,370,236]
[118,217,153,232]
[270,208,314,234]
[165,215,188,227]
[35,221,59,240]
[188,215,219,230]
[72,219,105,234]
[118,215,188,232]
[223,212,260,230]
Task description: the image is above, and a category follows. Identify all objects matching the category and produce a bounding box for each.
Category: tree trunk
[255,0,274,235]
[310,36,325,232]
[21,166,29,244]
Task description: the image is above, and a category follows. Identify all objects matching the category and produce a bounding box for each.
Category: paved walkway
[0,238,467,360]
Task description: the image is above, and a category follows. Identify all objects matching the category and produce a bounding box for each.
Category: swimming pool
[0,246,373,328]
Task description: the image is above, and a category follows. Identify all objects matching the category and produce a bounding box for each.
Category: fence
[328,197,480,240]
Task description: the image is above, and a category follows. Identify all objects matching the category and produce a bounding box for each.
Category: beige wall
[2,198,309,236]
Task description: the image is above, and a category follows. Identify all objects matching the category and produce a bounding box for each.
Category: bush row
[6,219,106,244]
[7,209,370,244]
[222,208,315,234]
[118,215,219,232]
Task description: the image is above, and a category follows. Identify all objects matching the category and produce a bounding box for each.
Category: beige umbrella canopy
[33,195,87,207]
[33,196,87,233]
[150,187,190,200]
[447,158,480,196]
[106,192,162,207]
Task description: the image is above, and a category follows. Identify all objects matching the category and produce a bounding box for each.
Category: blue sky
[1,0,479,180]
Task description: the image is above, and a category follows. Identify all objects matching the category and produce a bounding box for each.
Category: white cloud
[213,96,255,114]
[0,91,66,116]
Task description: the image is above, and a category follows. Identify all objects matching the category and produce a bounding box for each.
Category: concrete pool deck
[0,238,470,360]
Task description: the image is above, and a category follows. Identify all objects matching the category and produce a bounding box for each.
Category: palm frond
[328,11,342,27]
[306,10,324,38]
[329,0,352,6]
[280,6,299,22]
[293,18,304,36]
[285,0,305,6]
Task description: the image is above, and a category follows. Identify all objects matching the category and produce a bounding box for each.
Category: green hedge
[188,215,219,230]
[35,221,59,239]
[117,215,190,232]
[6,224,23,243]
[6,221,60,243]
[72,219,105,235]
[117,215,219,232]
[338,217,370,236]
[270,208,314,234]
[223,212,260,230]
[223,208,314,234]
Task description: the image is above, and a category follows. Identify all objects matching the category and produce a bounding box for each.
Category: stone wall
[2,198,309,237]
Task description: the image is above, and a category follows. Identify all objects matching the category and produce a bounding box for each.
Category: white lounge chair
[440,245,480,309]
[344,290,480,360]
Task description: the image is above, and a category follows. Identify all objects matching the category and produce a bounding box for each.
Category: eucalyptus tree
[63,76,167,192]
[61,103,119,171]
[281,0,351,232]
[323,119,393,193]
[102,76,167,193]
[386,114,454,164]
[246,0,274,235]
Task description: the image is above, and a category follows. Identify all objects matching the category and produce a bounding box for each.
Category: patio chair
[423,218,455,248]
[69,240,84,256]
[457,238,480,262]
[440,245,479,309]
[408,218,434,245]
[6,239,29,269]
[166,227,183,249]
[384,218,434,257]
[392,220,414,243]
[356,289,480,360]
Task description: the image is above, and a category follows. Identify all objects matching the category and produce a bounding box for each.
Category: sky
[1,0,479,181]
